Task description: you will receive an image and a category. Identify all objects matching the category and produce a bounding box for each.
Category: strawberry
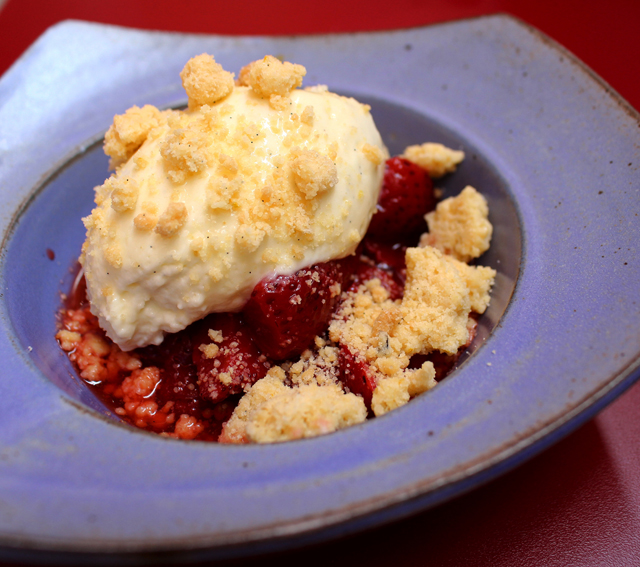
[338,345,377,411]
[367,157,435,242]
[361,237,407,287]
[346,259,404,300]
[192,313,271,403]
[242,260,348,360]
[141,329,203,417]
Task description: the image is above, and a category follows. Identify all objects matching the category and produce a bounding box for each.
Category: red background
[1,1,639,565]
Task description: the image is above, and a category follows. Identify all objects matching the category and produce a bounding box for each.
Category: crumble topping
[421,185,492,262]
[155,202,188,237]
[104,105,165,169]
[290,148,338,199]
[180,53,235,110]
[402,142,465,178]
[244,55,307,99]
[219,369,367,444]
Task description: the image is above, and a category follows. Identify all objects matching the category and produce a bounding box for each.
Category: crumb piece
[161,128,213,184]
[56,329,81,351]
[173,414,205,440]
[402,142,465,178]
[399,246,472,355]
[245,383,366,443]
[208,329,223,343]
[300,105,315,125]
[180,54,234,110]
[422,186,492,262]
[219,370,289,443]
[104,105,164,169]
[235,222,268,251]
[155,202,188,237]
[109,176,139,213]
[442,256,496,314]
[362,143,385,166]
[199,343,220,359]
[371,362,436,416]
[105,244,123,268]
[290,149,338,199]
[133,201,159,231]
[218,153,238,177]
[247,55,306,98]
[236,61,254,86]
[269,94,290,111]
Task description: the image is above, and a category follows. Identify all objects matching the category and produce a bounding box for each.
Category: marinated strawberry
[347,259,404,300]
[361,237,407,287]
[338,345,377,411]
[192,313,271,403]
[367,157,435,242]
[143,329,203,417]
[242,261,347,360]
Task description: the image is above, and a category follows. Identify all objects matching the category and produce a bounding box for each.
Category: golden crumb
[402,142,465,178]
[442,256,496,314]
[247,55,306,98]
[236,61,254,86]
[180,54,234,110]
[161,127,213,184]
[422,186,492,262]
[371,362,436,416]
[173,414,204,440]
[268,94,290,111]
[217,153,239,177]
[56,329,81,351]
[290,149,338,199]
[105,244,123,268]
[155,202,188,237]
[219,370,289,443]
[133,201,159,231]
[362,143,385,166]
[199,342,220,359]
[398,246,472,355]
[104,105,164,169]
[244,383,367,443]
[109,176,139,213]
[208,329,223,343]
[300,105,315,125]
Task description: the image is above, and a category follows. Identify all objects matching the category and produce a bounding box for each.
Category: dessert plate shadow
[0,15,638,564]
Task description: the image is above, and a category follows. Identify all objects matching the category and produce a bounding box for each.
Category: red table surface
[1,1,639,566]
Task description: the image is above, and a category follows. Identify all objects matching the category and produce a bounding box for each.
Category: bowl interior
[2,94,522,423]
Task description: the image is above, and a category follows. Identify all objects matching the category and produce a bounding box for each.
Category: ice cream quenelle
[81,55,389,351]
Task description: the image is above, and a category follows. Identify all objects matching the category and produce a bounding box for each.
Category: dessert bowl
[0,14,639,563]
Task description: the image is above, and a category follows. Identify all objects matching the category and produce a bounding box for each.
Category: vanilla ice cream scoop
[81,54,388,350]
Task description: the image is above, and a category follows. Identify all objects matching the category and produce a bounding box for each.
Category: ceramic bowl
[0,14,638,563]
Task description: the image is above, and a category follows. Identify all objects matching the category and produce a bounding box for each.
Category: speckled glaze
[0,15,638,564]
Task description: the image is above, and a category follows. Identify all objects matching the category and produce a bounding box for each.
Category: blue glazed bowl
[0,15,638,563]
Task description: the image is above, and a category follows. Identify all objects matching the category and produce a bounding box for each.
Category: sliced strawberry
[242,260,347,360]
[361,237,407,287]
[192,313,271,403]
[338,345,377,411]
[367,157,435,242]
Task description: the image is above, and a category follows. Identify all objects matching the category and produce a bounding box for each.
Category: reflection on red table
[0,1,639,565]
